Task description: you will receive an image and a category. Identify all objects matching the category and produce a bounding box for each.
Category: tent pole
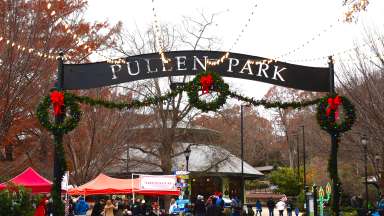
[132,173,135,202]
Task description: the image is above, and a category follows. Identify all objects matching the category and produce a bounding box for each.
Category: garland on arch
[36,71,356,136]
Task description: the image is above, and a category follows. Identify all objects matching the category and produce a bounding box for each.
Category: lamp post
[184,145,191,172]
[184,145,191,200]
[361,135,369,211]
[300,125,309,216]
[240,104,247,215]
[301,125,306,189]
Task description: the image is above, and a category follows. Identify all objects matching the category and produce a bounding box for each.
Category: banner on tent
[62,50,330,92]
[140,175,177,191]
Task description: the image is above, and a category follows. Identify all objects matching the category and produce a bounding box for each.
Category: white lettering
[162,61,172,72]
[257,63,269,78]
[228,58,239,72]
[145,59,158,73]
[272,66,286,81]
[193,56,207,71]
[127,61,140,76]
[239,61,253,75]
[110,64,121,80]
[176,56,187,71]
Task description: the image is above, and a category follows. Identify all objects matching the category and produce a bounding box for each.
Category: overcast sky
[85,0,384,100]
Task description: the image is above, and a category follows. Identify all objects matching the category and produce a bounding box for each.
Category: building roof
[254,165,275,172]
[107,143,263,178]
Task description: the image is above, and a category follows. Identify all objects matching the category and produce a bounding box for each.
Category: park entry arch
[38,50,355,216]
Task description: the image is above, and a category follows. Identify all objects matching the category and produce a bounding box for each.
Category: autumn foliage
[0,0,120,178]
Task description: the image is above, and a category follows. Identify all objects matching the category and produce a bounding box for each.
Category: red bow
[326,96,341,120]
[200,74,213,94]
[50,91,64,116]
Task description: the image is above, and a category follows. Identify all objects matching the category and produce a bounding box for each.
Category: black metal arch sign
[63,50,330,92]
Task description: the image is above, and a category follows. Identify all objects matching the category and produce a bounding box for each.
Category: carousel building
[106,118,263,202]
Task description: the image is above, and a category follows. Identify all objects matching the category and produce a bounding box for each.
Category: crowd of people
[70,197,163,216]
[33,195,164,216]
[32,194,301,216]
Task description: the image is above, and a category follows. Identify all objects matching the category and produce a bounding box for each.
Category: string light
[274,2,370,64]
[151,0,170,64]
[93,50,127,65]
[275,19,341,62]
[207,3,259,66]
[286,35,384,64]
[0,0,97,61]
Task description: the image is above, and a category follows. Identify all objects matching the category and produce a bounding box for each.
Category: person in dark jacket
[255,200,262,216]
[91,199,104,216]
[286,199,293,216]
[132,199,143,215]
[267,198,276,216]
[195,195,206,216]
[45,197,54,216]
[68,199,75,216]
[206,197,220,216]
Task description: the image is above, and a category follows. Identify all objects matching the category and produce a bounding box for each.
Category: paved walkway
[249,207,302,216]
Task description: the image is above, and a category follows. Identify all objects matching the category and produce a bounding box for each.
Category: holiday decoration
[199,74,214,94]
[317,94,356,134]
[326,95,341,120]
[186,71,229,112]
[50,90,65,116]
[37,91,81,134]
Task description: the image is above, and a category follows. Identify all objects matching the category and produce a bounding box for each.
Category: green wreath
[36,92,81,134]
[186,71,229,112]
[316,94,356,134]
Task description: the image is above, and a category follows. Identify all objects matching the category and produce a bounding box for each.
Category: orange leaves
[0,0,121,174]
[343,0,370,22]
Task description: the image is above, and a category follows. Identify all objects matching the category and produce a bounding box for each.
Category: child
[294,207,300,216]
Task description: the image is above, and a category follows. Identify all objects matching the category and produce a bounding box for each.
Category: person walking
[195,195,206,216]
[104,199,117,216]
[132,199,142,216]
[231,196,241,216]
[68,198,75,216]
[206,197,220,216]
[276,200,286,216]
[294,207,299,216]
[255,200,262,216]
[45,197,54,216]
[34,197,47,216]
[286,200,293,216]
[247,205,255,216]
[216,194,225,215]
[91,199,104,216]
[267,198,276,216]
[169,198,177,215]
[74,197,89,216]
[121,199,132,216]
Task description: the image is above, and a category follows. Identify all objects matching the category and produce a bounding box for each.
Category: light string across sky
[0,0,378,66]
[0,0,97,61]
[147,0,375,67]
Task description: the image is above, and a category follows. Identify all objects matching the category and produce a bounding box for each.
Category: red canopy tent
[0,167,52,194]
[67,173,134,195]
[68,174,180,196]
